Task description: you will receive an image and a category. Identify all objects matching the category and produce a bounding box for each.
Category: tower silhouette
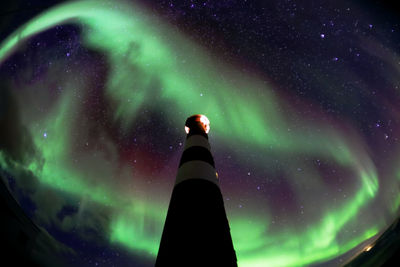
[156,114,237,267]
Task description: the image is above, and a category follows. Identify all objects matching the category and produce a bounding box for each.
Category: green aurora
[0,0,399,266]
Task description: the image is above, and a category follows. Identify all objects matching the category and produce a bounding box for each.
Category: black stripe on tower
[179,146,215,168]
[156,178,237,267]
[187,127,208,139]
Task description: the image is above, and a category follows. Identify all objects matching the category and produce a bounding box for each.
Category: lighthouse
[155,114,237,267]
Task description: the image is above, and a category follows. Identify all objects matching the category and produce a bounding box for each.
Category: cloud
[0,82,37,165]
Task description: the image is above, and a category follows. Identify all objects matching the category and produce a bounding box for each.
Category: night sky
[1,0,400,266]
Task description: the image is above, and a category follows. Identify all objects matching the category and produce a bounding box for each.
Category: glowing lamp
[184,114,210,134]
[199,115,210,133]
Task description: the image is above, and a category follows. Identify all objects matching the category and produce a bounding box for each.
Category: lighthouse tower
[155,114,237,267]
